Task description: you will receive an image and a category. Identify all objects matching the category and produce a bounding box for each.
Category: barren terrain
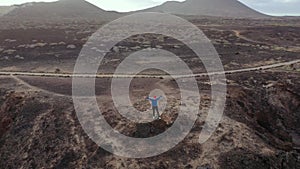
[0,1,300,168]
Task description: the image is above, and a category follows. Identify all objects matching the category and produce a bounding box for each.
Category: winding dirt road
[233,30,300,52]
[233,30,265,44]
[0,59,299,79]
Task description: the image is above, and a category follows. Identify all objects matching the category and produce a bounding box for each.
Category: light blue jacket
[146,96,162,107]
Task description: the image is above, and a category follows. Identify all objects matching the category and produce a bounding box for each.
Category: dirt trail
[0,59,299,79]
[233,30,300,52]
[10,75,70,97]
[233,30,266,44]
[0,59,299,97]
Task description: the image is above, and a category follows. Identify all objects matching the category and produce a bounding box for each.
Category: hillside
[3,0,121,21]
[0,6,16,17]
[141,0,267,18]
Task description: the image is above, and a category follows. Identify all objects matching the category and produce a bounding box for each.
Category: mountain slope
[4,0,120,21]
[0,6,16,17]
[141,0,267,18]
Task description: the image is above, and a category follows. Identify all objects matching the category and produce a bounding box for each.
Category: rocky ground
[0,68,299,168]
[0,12,300,169]
[0,16,300,73]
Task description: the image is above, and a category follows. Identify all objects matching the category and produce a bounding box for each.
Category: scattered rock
[17,44,26,48]
[28,43,47,48]
[134,120,169,138]
[2,56,9,60]
[66,44,76,49]
[156,45,163,49]
[112,46,119,53]
[55,54,61,58]
[58,41,66,45]
[22,153,28,160]
[3,49,16,54]
[49,42,58,46]
[4,39,17,43]
[55,68,61,73]
[15,55,24,60]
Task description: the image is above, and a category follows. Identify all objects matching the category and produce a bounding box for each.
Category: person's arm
[157,96,163,100]
[146,96,154,101]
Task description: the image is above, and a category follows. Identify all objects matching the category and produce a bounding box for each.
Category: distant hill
[0,6,16,16]
[140,0,268,18]
[3,0,121,21]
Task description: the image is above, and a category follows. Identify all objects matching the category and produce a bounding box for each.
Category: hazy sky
[0,0,299,16]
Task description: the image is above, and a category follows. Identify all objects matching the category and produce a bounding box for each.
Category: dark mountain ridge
[3,0,121,21]
[140,0,268,18]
